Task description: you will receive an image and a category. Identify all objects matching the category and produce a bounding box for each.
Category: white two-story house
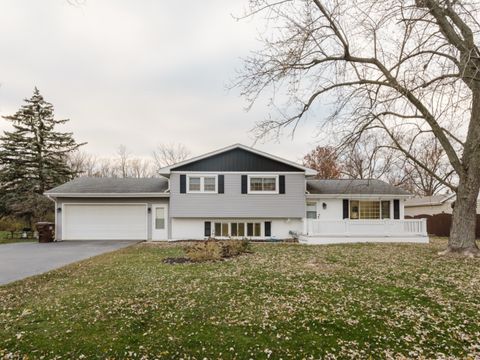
[45,144,428,244]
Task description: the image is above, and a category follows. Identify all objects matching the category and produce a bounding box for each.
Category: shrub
[222,239,251,257]
[184,240,224,262]
[184,239,251,262]
[0,218,24,232]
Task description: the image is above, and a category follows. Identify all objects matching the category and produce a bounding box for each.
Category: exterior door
[152,204,168,240]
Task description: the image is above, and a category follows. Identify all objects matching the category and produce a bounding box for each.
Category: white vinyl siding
[171,218,304,240]
[63,204,147,240]
[170,173,305,218]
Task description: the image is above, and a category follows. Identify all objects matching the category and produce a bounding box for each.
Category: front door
[152,204,168,240]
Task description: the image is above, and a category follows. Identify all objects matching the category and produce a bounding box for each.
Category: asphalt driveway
[0,240,139,286]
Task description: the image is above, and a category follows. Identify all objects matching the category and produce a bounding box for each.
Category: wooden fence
[405,213,480,238]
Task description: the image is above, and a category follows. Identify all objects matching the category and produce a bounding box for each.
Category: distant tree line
[68,143,190,179]
[303,134,453,197]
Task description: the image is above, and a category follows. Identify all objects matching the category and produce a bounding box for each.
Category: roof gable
[172,147,301,172]
[160,144,316,174]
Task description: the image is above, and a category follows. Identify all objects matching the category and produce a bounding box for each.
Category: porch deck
[299,219,429,245]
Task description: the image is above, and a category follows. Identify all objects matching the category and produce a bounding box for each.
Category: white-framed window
[248,175,278,194]
[350,200,391,220]
[187,175,217,193]
[212,221,262,238]
[155,208,165,229]
[306,202,317,219]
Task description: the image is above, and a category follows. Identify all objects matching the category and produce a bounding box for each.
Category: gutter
[305,193,411,199]
[43,192,171,198]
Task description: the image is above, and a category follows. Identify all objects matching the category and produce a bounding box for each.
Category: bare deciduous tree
[117,145,130,178]
[237,0,480,256]
[96,158,119,178]
[68,148,156,178]
[338,133,398,180]
[128,158,155,178]
[67,151,98,177]
[406,137,455,196]
[152,143,191,170]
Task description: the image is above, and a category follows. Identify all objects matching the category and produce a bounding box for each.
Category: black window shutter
[180,174,186,193]
[279,175,285,194]
[241,175,248,194]
[342,199,349,219]
[204,221,211,237]
[218,175,224,194]
[264,221,271,237]
[393,199,400,219]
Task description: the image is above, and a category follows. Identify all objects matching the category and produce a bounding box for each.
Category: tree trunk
[443,87,480,257]
[446,176,480,256]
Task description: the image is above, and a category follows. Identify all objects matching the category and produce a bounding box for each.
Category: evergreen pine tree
[0,87,85,225]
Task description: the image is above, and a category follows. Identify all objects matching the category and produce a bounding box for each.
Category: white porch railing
[303,219,428,237]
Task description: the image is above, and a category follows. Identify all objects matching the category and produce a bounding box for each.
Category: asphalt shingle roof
[306,179,410,195]
[405,194,455,207]
[45,177,169,194]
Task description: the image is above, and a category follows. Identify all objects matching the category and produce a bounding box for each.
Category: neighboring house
[45,144,428,244]
[405,194,480,217]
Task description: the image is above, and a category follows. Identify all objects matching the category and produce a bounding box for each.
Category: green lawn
[1,238,479,359]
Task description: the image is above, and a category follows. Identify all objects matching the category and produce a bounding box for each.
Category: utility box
[36,222,55,243]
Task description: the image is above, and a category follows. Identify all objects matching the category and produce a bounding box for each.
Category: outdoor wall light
[57,207,62,213]
[147,207,151,214]
[322,202,327,209]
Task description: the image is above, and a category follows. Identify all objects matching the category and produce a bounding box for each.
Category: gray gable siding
[170,173,305,218]
[171,148,302,172]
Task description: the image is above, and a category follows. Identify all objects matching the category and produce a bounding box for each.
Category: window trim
[247,175,279,194]
[187,174,218,193]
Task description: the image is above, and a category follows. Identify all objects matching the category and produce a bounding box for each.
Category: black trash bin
[36,222,55,243]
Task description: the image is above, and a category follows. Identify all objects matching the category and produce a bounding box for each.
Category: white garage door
[63,204,147,240]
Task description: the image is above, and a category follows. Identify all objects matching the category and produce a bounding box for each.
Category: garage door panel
[63,204,147,240]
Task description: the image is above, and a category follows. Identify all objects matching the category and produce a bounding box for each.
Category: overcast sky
[0,0,324,162]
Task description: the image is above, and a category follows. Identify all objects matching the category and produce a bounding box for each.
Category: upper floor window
[248,175,278,194]
[187,175,217,193]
